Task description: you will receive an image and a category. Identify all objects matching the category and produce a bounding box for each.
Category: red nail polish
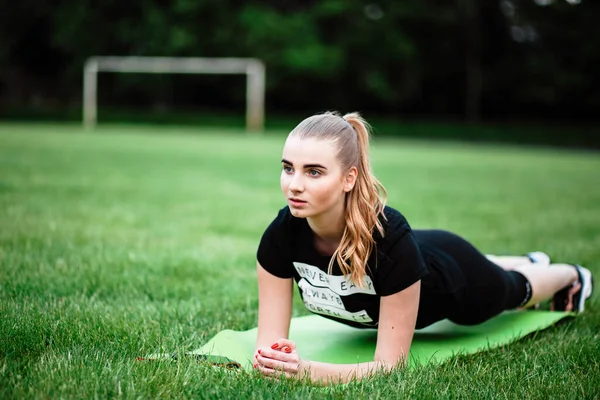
[253,363,257,369]
[283,346,292,353]
[271,343,279,349]
[258,349,262,355]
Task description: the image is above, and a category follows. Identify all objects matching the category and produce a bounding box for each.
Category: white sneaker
[526,251,551,267]
[552,265,594,312]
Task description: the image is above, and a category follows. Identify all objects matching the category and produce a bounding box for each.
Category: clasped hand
[254,339,310,379]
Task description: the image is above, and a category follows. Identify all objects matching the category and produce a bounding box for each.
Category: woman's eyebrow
[281,159,327,170]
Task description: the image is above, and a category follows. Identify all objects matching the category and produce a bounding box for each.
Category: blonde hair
[289,111,387,286]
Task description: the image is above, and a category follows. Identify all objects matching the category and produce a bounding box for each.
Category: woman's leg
[484,254,579,309]
[415,230,582,326]
[485,252,550,270]
[485,255,532,270]
[513,263,578,308]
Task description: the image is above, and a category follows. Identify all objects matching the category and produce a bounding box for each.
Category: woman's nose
[288,172,304,192]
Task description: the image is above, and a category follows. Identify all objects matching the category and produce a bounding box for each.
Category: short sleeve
[256,208,294,279]
[374,228,429,297]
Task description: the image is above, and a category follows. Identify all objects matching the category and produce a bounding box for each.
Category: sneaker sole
[576,265,593,312]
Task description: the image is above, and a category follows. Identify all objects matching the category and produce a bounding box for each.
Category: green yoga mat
[149,311,572,371]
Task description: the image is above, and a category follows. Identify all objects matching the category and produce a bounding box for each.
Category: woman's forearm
[304,359,395,384]
[255,339,403,383]
[255,265,293,353]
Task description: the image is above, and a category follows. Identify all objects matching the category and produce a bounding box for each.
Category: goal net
[83,56,266,132]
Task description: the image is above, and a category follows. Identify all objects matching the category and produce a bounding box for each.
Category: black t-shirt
[257,205,453,329]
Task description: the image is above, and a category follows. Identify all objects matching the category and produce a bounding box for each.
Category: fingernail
[253,363,257,369]
[283,346,292,353]
[258,349,262,355]
[271,343,279,349]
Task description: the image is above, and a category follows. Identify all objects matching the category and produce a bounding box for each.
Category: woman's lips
[289,198,307,207]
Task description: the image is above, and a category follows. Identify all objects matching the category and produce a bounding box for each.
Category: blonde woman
[253,112,593,384]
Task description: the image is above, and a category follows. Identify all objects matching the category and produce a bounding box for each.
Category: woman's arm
[255,261,293,352]
[373,279,420,366]
[256,280,421,384]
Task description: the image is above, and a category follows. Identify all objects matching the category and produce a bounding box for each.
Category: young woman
[252,111,593,384]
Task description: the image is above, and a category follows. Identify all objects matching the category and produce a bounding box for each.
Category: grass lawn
[1,123,599,398]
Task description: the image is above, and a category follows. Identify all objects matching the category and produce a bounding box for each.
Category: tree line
[1,0,598,122]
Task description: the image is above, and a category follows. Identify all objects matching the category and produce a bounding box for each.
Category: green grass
[1,123,599,399]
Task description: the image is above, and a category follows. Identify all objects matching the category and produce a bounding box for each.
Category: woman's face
[280,136,355,219]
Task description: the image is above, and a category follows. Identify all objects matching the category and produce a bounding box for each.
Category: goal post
[83,56,266,132]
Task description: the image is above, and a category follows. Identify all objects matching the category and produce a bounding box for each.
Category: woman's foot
[551,265,593,312]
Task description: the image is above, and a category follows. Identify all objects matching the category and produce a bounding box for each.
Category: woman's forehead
[282,137,338,166]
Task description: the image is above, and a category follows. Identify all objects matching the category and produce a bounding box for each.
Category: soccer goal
[83,56,266,132]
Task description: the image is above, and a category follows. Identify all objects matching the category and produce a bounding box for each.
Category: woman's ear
[343,166,358,192]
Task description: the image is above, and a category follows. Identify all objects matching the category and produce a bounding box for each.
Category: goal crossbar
[83,56,266,131]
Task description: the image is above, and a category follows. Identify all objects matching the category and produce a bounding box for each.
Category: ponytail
[328,113,387,286]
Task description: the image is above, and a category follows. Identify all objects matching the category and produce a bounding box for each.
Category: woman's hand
[254,339,310,379]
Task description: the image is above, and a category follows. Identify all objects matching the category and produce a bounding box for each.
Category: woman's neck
[307,202,346,249]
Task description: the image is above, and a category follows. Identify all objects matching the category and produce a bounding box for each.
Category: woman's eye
[309,169,321,176]
[283,165,293,173]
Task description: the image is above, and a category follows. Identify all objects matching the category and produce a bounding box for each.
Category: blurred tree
[0,0,597,122]
[495,0,600,118]
[0,0,67,108]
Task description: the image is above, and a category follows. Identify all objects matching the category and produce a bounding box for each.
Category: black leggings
[414,230,530,328]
